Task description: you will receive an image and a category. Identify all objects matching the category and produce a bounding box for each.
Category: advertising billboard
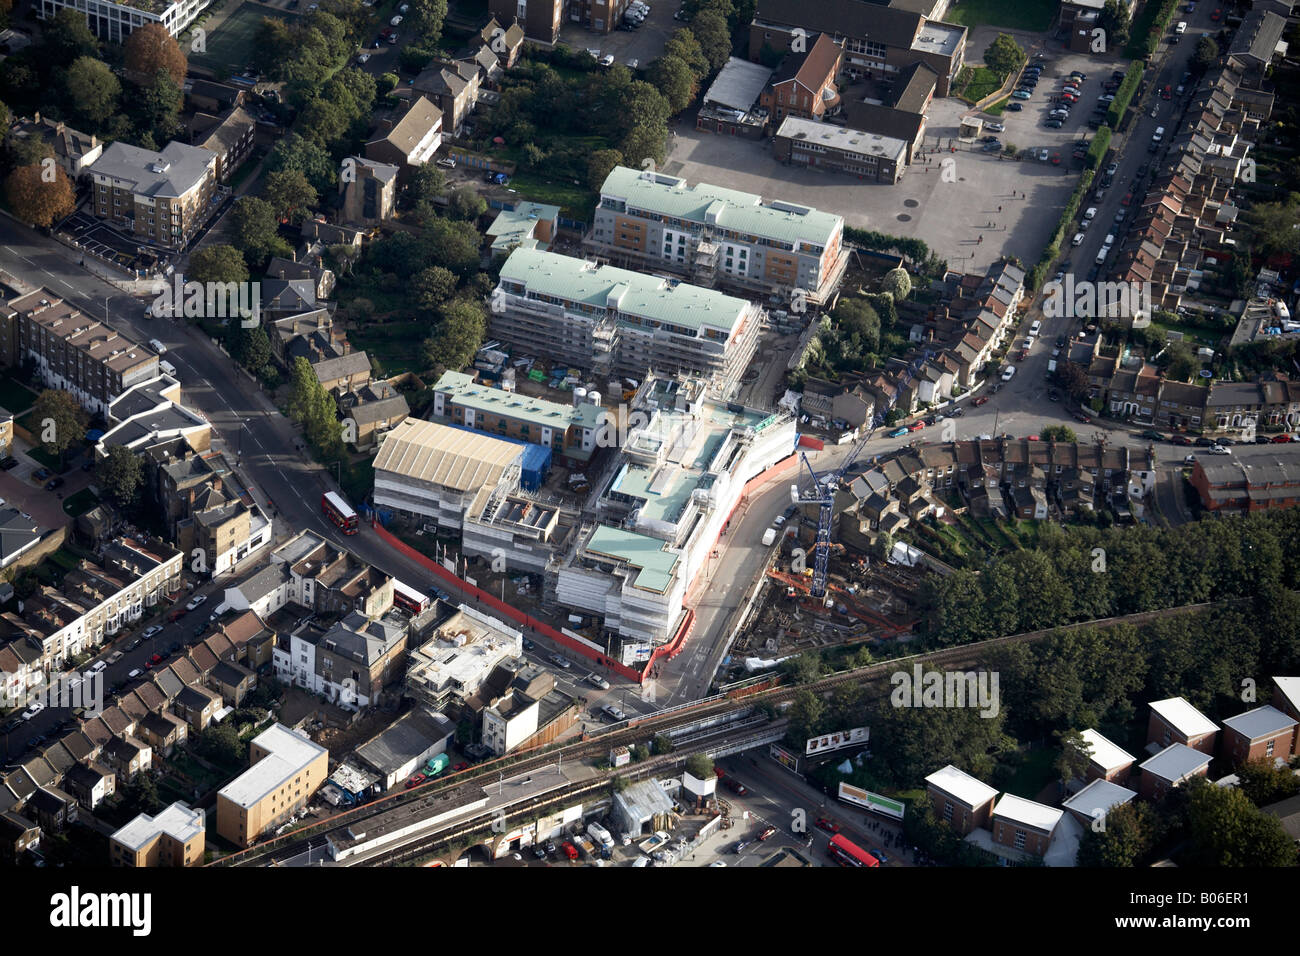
[805,726,869,756]
[837,782,905,821]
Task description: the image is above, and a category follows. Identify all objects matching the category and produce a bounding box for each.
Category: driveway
[559,1,674,68]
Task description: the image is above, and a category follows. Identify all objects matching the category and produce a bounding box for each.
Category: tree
[1039,424,1077,443]
[651,733,675,755]
[1184,779,1298,866]
[782,651,825,684]
[882,267,912,302]
[1161,340,1198,382]
[189,245,250,286]
[95,445,144,508]
[266,134,338,196]
[1191,35,1219,74]
[587,148,625,191]
[1236,757,1300,807]
[1076,801,1157,866]
[235,326,273,376]
[831,298,880,357]
[229,197,282,265]
[196,722,244,765]
[689,9,732,72]
[412,266,458,312]
[405,162,446,207]
[133,69,182,144]
[118,774,161,817]
[1056,360,1090,402]
[124,23,187,86]
[447,185,486,221]
[5,164,75,227]
[1242,194,1300,258]
[630,743,650,761]
[39,10,99,67]
[684,753,714,779]
[63,57,120,129]
[31,389,87,465]
[1053,729,1091,792]
[262,168,319,223]
[649,55,696,114]
[423,218,484,277]
[983,34,1024,77]
[663,29,710,79]
[2,128,53,174]
[1097,0,1131,48]
[422,298,486,371]
[786,689,825,744]
[408,0,448,41]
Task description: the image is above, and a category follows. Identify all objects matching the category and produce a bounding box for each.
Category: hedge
[843,226,932,266]
[1106,61,1145,128]
[1028,169,1096,291]
[1085,126,1112,171]
[1127,0,1181,58]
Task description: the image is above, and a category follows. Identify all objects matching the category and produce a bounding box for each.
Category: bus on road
[392,580,431,615]
[827,834,879,867]
[321,491,359,534]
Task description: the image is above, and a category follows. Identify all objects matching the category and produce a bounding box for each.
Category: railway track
[216,596,1240,866]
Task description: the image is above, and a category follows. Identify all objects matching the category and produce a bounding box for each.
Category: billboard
[837,783,905,821]
[805,726,869,756]
[769,743,801,773]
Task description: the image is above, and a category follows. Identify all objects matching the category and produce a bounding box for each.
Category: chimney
[278,269,286,279]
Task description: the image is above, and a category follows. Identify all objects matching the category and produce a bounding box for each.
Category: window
[1013,829,1027,850]
[942,801,953,821]
[1265,739,1274,757]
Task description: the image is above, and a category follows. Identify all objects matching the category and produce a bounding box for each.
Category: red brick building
[1062,778,1137,829]
[1219,704,1297,768]
[1078,728,1136,784]
[923,764,997,836]
[760,33,844,125]
[990,794,1062,858]
[1272,677,1300,756]
[1137,743,1212,801]
[1146,697,1218,755]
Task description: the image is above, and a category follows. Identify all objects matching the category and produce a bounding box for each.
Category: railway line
[215,595,1240,867]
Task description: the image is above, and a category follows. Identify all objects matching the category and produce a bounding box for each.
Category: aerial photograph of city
[0,0,1294,934]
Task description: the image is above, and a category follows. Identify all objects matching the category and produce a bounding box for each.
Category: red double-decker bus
[827,834,879,868]
[321,491,359,534]
[392,580,430,615]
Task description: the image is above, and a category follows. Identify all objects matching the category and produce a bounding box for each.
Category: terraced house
[586,166,847,307]
[492,247,764,392]
[88,140,220,250]
[0,289,159,416]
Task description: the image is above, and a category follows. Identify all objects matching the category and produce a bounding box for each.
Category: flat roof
[702,57,774,112]
[585,525,681,593]
[500,248,751,336]
[1079,729,1135,773]
[924,764,998,808]
[599,166,842,249]
[1062,778,1137,820]
[487,201,561,252]
[1139,742,1212,782]
[373,418,521,490]
[1149,697,1219,738]
[1274,676,1300,715]
[1221,704,1296,741]
[434,370,603,431]
[111,801,204,852]
[776,116,909,164]
[992,794,1063,833]
[218,724,327,810]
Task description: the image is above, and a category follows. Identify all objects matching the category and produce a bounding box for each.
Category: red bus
[392,580,430,615]
[827,834,879,868]
[321,491,359,534]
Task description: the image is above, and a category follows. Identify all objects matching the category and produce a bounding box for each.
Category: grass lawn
[506,171,598,222]
[0,375,37,413]
[347,320,431,377]
[943,0,1058,31]
[1152,319,1225,348]
[63,488,100,517]
[983,96,1010,116]
[188,3,297,78]
[24,442,65,471]
[957,66,1007,103]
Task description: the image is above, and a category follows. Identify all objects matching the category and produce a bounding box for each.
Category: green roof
[499,248,750,336]
[611,462,703,525]
[434,370,605,431]
[586,525,681,593]
[487,201,561,253]
[599,165,843,249]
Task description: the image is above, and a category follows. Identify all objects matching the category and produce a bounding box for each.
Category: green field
[347,320,432,376]
[943,0,1059,31]
[955,66,1007,103]
[188,3,297,78]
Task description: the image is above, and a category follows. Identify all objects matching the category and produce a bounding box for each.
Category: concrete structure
[1273,677,1300,755]
[216,724,329,846]
[486,202,561,256]
[612,778,676,835]
[924,764,997,836]
[586,166,847,306]
[492,247,763,392]
[353,708,455,790]
[38,0,213,42]
[405,606,524,712]
[88,141,221,249]
[109,801,205,867]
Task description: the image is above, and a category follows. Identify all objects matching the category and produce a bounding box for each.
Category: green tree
[630,743,650,761]
[262,168,319,223]
[1184,779,1298,866]
[689,9,732,72]
[782,651,825,684]
[408,0,448,40]
[1054,729,1091,791]
[63,57,120,129]
[1236,757,1300,807]
[31,389,87,466]
[662,29,709,79]
[1039,425,1078,443]
[882,267,912,302]
[412,266,458,312]
[1161,340,1198,382]
[1097,0,1131,48]
[983,34,1025,77]
[684,753,714,779]
[1076,801,1157,866]
[39,9,100,66]
[230,197,283,266]
[196,722,244,765]
[1242,194,1300,258]
[786,689,825,743]
[587,148,625,191]
[423,217,483,277]
[649,55,697,114]
[447,185,487,221]
[189,245,250,285]
[118,773,162,817]
[421,298,486,371]
[95,445,144,508]
[266,134,338,196]
[1191,35,1219,74]
[651,733,675,755]
[405,162,447,207]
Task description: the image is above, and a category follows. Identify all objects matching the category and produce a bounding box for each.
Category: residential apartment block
[492,247,763,391]
[586,166,847,306]
[990,794,1062,858]
[88,141,220,249]
[1189,443,1300,513]
[1146,696,1219,755]
[216,724,329,846]
[364,95,443,172]
[340,157,399,226]
[38,0,213,42]
[1219,705,1297,766]
[110,802,205,867]
[193,106,256,183]
[1,289,159,416]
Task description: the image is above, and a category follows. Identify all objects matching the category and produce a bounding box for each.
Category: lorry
[587,821,615,849]
[762,527,777,546]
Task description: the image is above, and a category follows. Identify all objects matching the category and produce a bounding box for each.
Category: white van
[149,338,167,354]
[762,527,777,546]
[1029,320,1041,336]
[159,360,177,377]
[1175,21,1187,34]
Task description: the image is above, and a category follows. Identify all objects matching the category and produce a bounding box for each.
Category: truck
[762,527,777,547]
[575,835,597,859]
[423,753,450,777]
[587,821,615,849]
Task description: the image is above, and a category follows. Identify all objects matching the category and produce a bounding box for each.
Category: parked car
[550,654,571,669]
[453,762,469,772]
[1171,435,1193,446]
[186,594,207,611]
[1006,102,1023,111]
[142,625,163,639]
[972,396,990,406]
[1271,434,1296,443]
[1045,118,1064,128]
[1140,430,1168,441]
[32,468,51,481]
[907,420,926,432]
[0,457,16,470]
[128,668,143,679]
[887,426,909,438]
[405,773,426,789]
[390,14,402,24]
[45,477,64,491]
[1011,90,1032,100]
[1001,366,1016,382]
[985,122,1005,132]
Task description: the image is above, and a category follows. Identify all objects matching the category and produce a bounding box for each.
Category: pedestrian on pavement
[998,205,1002,212]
